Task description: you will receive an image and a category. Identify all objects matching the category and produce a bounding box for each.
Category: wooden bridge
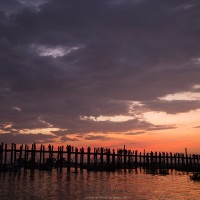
[0,143,200,172]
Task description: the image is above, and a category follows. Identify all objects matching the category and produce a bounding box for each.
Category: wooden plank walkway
[0,143,200,172]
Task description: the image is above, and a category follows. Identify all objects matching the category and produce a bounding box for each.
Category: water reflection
[0,169,200,200]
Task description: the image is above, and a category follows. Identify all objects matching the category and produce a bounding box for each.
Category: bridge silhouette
[0,143,200,173]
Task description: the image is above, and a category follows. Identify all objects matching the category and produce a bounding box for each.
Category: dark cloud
[0,0,200,143]
[46,118,167,134]
[84,135,112,141]
[142,100,200,114]
[51,130,69,136]
[60,136,79,142]
[0,133,58,144]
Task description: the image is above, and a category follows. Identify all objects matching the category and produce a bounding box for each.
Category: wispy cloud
[124,131,146,135]
[60,136,79,142]
[31,44,83,58]
[12,106,22,111]
[194,126,200,129]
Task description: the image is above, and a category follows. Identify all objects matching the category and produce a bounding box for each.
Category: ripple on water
[0,169,200,200]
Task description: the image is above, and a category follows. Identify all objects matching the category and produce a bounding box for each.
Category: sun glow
[143,109,200,126]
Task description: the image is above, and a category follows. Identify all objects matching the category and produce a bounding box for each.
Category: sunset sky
[1,0,200,154]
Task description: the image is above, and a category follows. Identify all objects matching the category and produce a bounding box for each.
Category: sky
[0,0,200,154]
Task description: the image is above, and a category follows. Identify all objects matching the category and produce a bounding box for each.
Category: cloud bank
[0,0,200,144]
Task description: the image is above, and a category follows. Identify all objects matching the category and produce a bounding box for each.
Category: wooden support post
[42,146,45,165]
[143,150,146,168]
[162,152,165,168]
[195,155,197,168]
[182,154,185,169]
[177,153,180,168]
[166,153,169,168]
[196,154,198,169]
[24,145,27,169]
[26,145,29,168]
[107,148,110,169]
[159,152,161,169]
[146,153,149,168]
[75,148,78,173]
[60,146,64,170]
[197,155,200,168]
[94,148,97,169]
[30,143,36,169]
[120,149,123,168]
[0,143,3,169]
[56,146,58,169]
[124,145,126,170]
[196,155,199,169]
[14,144,17,163]
[192,154,195,169]
[100,147,103,168]
[48,145,51,159]
[47,144,53,169]
[174,153,177,169]
[19,144,23,169]
[112,149,115,168]
[127,150,131,169]
[185,148,188,169]
[31,143,34,164]
[150,151,153,167]
[87,147,91,170]
[30,144,34,169]
[80,147,84,170]
[196,155,198,168]
[135,150,138,168]
[139,152,142,167]
[170,152,173,168]
[194,155,197,168]
[191,154,193,170]
[39,144,42,167]
[155,152,157,167]
[34,143,36,169]
[10,143,14,166]
[67,145,71,172]
[4,144,7,168]
[51,145,54,160]
[57,146,60,169]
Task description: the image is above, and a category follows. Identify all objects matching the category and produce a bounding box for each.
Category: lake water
[0,169,200,200]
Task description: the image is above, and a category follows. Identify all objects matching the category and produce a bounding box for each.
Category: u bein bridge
[0,143,200,173]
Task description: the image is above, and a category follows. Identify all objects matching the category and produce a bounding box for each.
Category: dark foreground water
[0,169,200,200]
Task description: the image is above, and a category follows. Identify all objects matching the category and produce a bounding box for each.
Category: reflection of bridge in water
[0,143,200,172]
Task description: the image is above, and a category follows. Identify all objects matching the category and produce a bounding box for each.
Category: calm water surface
[0,169,200,200]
